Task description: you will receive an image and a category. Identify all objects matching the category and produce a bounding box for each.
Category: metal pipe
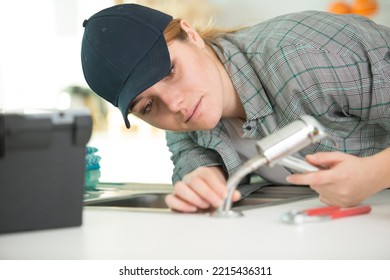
[211,115,327,218]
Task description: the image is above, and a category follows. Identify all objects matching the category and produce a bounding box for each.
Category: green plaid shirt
[166,10,390,183]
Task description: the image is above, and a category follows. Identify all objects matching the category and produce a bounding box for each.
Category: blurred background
[0,0,389,184]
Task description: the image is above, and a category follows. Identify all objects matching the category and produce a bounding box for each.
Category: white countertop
[1,189,389,260]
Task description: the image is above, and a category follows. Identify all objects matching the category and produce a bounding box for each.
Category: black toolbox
[0,109,92,233]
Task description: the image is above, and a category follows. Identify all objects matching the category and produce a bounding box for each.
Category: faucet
[211,115,327,218]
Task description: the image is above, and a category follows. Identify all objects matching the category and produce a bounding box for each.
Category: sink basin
[84,193,168,208]
[84,183,317,212]
[232,185,317,211]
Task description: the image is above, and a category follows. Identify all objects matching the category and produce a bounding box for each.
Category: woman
[81,4,390,212]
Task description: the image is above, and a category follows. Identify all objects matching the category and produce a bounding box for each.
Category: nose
[152,83,184,113]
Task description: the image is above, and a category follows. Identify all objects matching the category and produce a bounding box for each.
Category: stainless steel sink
[232,185,317,211]
[84,183,317,212]
[85,193,168,208]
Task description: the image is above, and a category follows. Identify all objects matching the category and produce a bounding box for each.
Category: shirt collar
[211,36,273,123]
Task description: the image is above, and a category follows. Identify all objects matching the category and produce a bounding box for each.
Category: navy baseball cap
[81,4,173,128]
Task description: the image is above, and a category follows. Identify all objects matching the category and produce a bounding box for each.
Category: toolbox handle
[73,115,93,146]
[0,114,4,158]
[3,114,52,152]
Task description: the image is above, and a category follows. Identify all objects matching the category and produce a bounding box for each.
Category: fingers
[305,151,349,167]
[183,167,227,200]
[165,193,198,212]
[176,179,221,209]
[287,171,361,208]
[317,191,360,208]
[165,166,241,213]
[317,194,333,207]
[288,152,375,208]
[165,189,241,213]
[232,190,241,202]
[286,171,326,186]
[165,167,224,212]
[286,153,345,186]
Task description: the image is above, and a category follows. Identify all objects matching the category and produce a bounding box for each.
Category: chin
[198,117,221,131]
[174,119,219,132]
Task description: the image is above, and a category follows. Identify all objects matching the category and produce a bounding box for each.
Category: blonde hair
[163,18,242,47]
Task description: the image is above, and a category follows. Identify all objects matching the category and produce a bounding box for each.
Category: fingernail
[213,198,223,208]
[306,154,315,160]
[200,201,211,209]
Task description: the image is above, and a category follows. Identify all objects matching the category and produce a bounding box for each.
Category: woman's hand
[165,166,241,212]
[286,151,390,207]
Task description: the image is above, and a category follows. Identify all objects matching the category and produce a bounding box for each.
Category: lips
[185,98,201,123]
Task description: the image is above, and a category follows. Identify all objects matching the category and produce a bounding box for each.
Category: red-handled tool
[281,205,372,224]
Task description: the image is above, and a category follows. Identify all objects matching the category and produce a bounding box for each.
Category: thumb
[305,151,349,167]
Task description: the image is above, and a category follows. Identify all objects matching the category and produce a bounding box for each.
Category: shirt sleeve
[165,130,224,183]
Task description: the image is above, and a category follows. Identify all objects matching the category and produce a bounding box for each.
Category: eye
[142,99,153,115]
[163,64,175,81]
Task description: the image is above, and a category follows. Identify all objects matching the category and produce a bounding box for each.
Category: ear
[179,20,205,48]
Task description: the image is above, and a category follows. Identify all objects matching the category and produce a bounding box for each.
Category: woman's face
[129,21,230,132]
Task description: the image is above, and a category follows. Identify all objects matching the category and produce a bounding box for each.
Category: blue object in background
[84,146,101,190]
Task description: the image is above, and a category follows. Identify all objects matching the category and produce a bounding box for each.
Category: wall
[0,0,113,111]
[212,0,390,28]
[0,0,389,183]
[1,0,388,111]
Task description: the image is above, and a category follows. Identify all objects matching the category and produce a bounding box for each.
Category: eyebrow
[129,96,142,113]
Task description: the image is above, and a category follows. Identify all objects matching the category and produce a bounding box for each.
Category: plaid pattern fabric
[166,10,390,183]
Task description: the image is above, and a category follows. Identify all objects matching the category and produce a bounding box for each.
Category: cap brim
[118,35,171,128]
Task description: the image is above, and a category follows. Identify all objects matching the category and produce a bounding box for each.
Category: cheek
[142,112,180,131]
[143,118,172,130]
[200,104,222,130]
[185,63,224,103]
[183,49,218,84]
